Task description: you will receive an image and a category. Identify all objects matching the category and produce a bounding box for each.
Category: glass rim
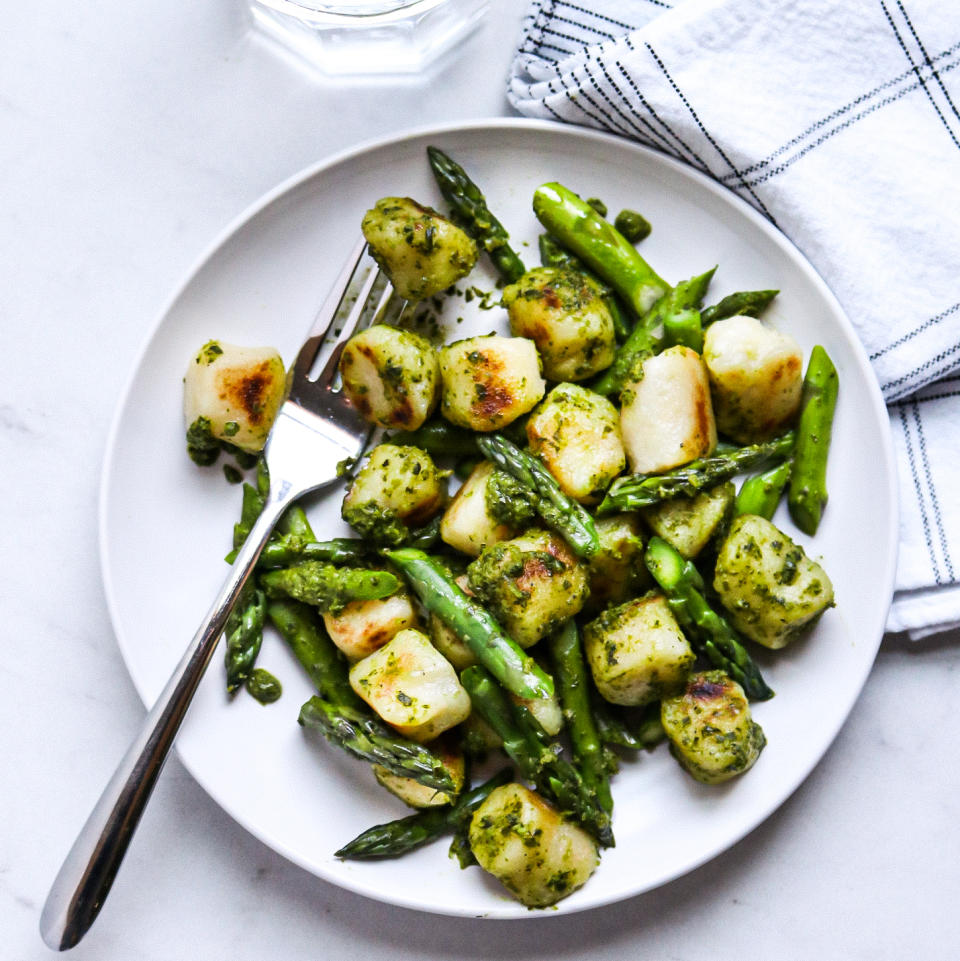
[255,0,454,21]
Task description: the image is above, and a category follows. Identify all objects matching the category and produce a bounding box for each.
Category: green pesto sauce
[186,416,220,466]
[485,469,537,528]
[262,561,398,614]
[246,668,282,704]
[341,501,410,546]
[614,209,652,243]
[197,340,223,365]
[585,197,608,218]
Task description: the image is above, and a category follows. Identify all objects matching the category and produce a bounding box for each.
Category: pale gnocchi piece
[348,628,471,742]
[703,314,803,443]
[467,529,589,648]
[661,670,766,784]
[619,345,717,474]
[583,594,695,706]
[712,513,835,649]
[469,783,599,907]
[341,443,446,544]
[526,383,625,504]
[502,267,616,381]
[439,335,546,432]
[642,481,735,560]
[183,340,285,454]
[440,461,514,557]
[513,688,564,737]
[585,514,649,612]
[322,591,419,661]
[339,324,440,430]
[372,737,465,808]
[361,197,477,302]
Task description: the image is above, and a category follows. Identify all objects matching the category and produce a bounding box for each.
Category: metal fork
[41,238,391,951]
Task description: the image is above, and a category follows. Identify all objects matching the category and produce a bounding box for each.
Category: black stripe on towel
[720,47,960,188]
[897,0,960,128]
[553,71,617,132]
[559,0,671,24]
[614,49,712,170]
[882,340,960,399]
[870,301,960,362]
[881,0,960,152]
[910,398,956,582]
[643,41,778,223]
[897,402,942,584]
[589,56,687,161]
[904,375,960,404]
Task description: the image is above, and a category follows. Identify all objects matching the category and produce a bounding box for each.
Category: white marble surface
[3,2,959,958]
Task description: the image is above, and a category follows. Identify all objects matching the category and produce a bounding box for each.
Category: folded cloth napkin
[508,0,960,639]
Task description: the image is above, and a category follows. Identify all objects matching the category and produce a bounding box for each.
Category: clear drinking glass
[249,0,489,76]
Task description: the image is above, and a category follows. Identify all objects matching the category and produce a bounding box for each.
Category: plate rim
[98,116,900,918]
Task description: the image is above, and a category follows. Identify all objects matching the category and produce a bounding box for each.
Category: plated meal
[101,121,897,917]
[179,146,839,908]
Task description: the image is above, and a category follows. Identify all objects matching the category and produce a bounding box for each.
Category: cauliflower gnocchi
[186,163,842,911]
[619,345,717,474]
[183,341,285,457]
[439,335,545,432]
[503,266,616,381]
[339,324,440,430]
[361,197,477,301]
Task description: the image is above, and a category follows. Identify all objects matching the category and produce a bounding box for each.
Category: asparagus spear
[277,501,314,540]
[591,267,715,397]
[227,481,265,561]
[701,289,779,326]
[267,599,456,793]
[597,431,795,514]
[735,460,792,520]
[224,587,266,694]
[335,768,513,860]
[299,698,459,793]
[405,514,443,552]
[484,467,538,529]
[426,146,526,283]
[539,231,580,272]
[662,307,703,353]
[388,420,480,458]
[260,561,399,613]
[258,515,440,568]
[225,460,308,564]
[548,621,613,813]
[266,598,344,693]
[533,182,669,316]
[255,453,270,499]
[788,345,838,536]
[258,536,369,569]
[461,666,614,847]
[475,434,600,558]
[644,537,774,701]
[592,698,665,752]
[381,547,554,700]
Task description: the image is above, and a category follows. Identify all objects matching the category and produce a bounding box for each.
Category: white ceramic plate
[100,119,898,918]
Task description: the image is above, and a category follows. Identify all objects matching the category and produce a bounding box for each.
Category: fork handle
[40,494,290,951]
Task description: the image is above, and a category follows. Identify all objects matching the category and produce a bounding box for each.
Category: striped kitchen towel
[508,0,960,639]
